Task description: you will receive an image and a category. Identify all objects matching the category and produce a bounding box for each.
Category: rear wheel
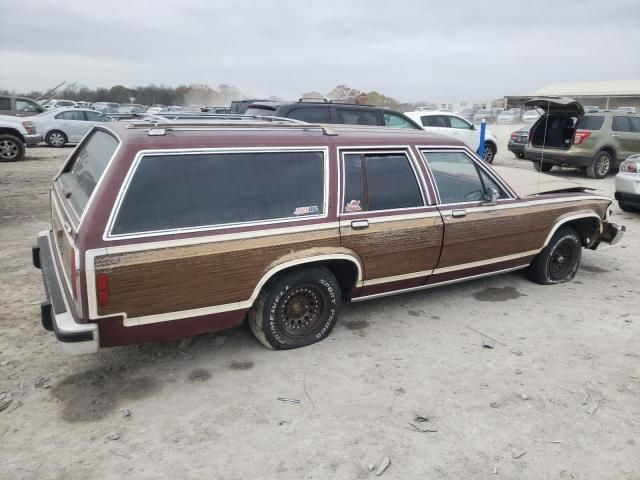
[528,227,582,285]
[249,267,342,350]
[45,130,67,148]
[483,142,495,163]
[533,161,553,172]
[619,201,637,212]
[586,151,612,179]
[0,134,25,162]
[514,153,525,159]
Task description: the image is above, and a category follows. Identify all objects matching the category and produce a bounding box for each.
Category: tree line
[1,83,436,112]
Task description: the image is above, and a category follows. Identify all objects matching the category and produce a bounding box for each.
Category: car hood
[493,166,594,197]
[524,97,584,116]
[0,114,26,123]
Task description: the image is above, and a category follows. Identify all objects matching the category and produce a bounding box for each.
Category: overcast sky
[1,0,639,102]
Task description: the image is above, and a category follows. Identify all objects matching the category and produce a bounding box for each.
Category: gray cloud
[1,0,639,102]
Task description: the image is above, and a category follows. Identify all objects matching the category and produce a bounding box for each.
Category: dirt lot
[1,129,639,480]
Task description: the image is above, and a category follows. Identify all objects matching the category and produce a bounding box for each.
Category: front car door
[338,148,444,297]
[56,110,86,142]
[447,115,479,151]
[418,148,536,283]
[612,115,640,159]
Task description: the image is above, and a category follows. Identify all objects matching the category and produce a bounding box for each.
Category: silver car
[31,108,112,147]
[615,154,640,212]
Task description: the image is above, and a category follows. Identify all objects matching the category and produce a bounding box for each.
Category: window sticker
[344,199,362,212]
[293,205,319,216]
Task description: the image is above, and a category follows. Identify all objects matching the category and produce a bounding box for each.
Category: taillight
[574,130,591,145]
[510,132,518,140]
[620,160,638,173]
[97,274,109,305]
[22,121,36,134]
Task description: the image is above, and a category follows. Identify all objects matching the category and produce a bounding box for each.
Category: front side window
[287,107,330,123]
[612,116,632,132]
[56,110,84,121]
[16,99,40,112]
[342,152,423,213]
[85,111,107,122]
[422,151,506,204]
[421,115,450,128]
[449,116,472,129]
[111,151,325,236]
[335,108,378,126]
[383,112,415,129]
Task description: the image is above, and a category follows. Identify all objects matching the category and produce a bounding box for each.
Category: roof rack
[125,116,338,136]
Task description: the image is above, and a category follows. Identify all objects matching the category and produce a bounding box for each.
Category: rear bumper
[598,222,626,247]
[615,191,640,207]
[24,133,42,146]
[33,230,98,355]
[524,149,593,167]
[508,141,526,155]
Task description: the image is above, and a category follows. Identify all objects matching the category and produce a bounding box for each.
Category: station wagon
[33,120,624,355]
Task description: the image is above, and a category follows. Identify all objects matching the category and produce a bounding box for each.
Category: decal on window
[293,205,319,216]
[344,199,362,212]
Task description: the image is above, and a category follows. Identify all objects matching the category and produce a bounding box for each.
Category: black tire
[45,130,67,148]
[586,151,612,179]
[0,134,25,162]
[533,161,553,172]
[515,153,525,159]
[483,142,495,163]
[528,227,582,285]
[249,267,342,350]
[619,201,636,213]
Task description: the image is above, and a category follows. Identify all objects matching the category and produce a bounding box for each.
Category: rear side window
[56,110,84,121]
[342,153,423,212]
[421,115,450,128]
[85,111,108,122]
[630,117,640,133]
[0,97,11,110]
[57,130,119,216]
[287,107,330,123]
[111,151,325,236]
[576,115,604,130]
[335,108,378,126]
[612,116,632,132]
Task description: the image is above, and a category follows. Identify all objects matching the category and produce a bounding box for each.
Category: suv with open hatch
[524,97,640,179]
[32,119,624,355]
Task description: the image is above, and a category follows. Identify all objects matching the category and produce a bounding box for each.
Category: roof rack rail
[125,117,338,136]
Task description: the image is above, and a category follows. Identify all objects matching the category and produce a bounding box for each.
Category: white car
[43,99,78,109]
[615,154,640,212]
[522,109,541,122]
[404,110,499,163]
[497,111,517,124]
[0,115,41,161]
[31,108,112,147]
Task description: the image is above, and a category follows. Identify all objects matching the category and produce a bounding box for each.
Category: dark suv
[524,97,640,179]
[244,100,422,129]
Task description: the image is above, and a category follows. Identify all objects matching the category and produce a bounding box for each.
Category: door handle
[612,134,619,138]
[350,220,369,230]
[451,209,467,218]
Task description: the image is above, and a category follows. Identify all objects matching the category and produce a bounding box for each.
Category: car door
[629,117,640,155]
[447,115,479,150]
[55,110,85,142]
[419,149,536,283]
[338,148,444,296]
[612,116,640,159]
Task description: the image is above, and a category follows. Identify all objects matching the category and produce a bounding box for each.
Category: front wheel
[586,151,612,179]
[45,130,67,148]
[483,142,495,163]
[249,267,342,349]
[527,227,582,285]
[0,134,25,162]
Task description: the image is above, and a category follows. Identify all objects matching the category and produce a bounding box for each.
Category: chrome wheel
[0,139,19,160]
[595,154,610,177]
[483,143,495,163]
[47,132,66,147]
[277,285,325,338]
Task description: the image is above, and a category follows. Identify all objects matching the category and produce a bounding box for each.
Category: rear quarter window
[335,108,378,126]
[56,130,119,216]
[110,150,326,236]
[576,115,604,130]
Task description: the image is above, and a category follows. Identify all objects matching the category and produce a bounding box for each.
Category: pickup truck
[0,115,42,161]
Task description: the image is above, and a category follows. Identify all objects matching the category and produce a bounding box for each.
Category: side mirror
[470,124,475,130]
[484,187,499,206]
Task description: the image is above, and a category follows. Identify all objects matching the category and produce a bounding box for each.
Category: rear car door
[419,149,535,282]
[338,148,444,295]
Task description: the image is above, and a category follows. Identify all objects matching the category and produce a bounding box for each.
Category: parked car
[204,106,232,114]
[245,100,422,130]
[458,107,477,122]
[31,120,624,354]
[0,115,41,161]
[91,102,120,114]
[617,106,636,114]
[0,95,47,117]
[582,105,601,113]
[497,110,518,124]
[508,126,529,158]
[524,97,640,178]
[472,109,492,123]
[615,154,640,212]
[404,110,499,163]
[117,104,147,114]
[44,99,78,109]
[230,99,269,114]
[522,109,541,122]
[31,108,112,147]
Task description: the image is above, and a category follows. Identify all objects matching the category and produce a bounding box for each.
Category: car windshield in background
[576,115,605,130]
[56,130,119,216]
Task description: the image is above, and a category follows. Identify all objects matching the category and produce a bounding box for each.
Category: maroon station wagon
[32,120,625,354]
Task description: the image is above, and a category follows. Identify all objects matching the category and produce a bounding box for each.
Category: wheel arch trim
[542,213,602,248]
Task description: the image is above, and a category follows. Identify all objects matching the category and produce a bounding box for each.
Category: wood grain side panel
[96,229,340,318]
[52,200,74,286]
[340,217,443,280]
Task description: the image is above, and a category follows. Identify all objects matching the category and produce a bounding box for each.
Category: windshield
[55,129,119,216]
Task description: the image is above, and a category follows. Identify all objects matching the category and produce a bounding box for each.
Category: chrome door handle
[350,220,369,230]
[612,134,619,138]
[451,209,467,218]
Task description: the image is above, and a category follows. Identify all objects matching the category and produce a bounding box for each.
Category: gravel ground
[1,130,638,480]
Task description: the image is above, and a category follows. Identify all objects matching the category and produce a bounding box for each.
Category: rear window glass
[287,107,330,123]
[57,130,118,216]
[111,151,325,236]
[576,115,604,130]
